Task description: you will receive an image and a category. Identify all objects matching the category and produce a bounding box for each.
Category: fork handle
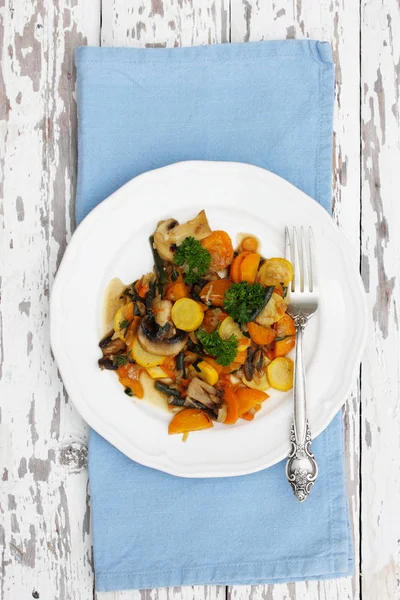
[293,315,308,445]
[285,313,318,502]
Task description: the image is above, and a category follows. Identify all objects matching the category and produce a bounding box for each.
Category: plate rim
[50,160,368,477]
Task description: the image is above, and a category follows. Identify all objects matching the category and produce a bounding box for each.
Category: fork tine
[292,227,301,292]
[309,227,317,292]
[285,226,291,261]
[301,227,310,293]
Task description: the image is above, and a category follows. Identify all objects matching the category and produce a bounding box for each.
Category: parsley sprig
[173,237,211,284]
[223,282,272,325]
[197,329,238,367]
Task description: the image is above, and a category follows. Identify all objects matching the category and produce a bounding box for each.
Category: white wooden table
[1,1,399,598]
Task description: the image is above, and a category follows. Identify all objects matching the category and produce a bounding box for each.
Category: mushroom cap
[138,315,188,357]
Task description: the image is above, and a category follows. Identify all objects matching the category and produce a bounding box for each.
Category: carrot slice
[239,252,261,283]
[241,236,258,252]
[229,251,251,283]
[247,322,277,346]
[222,387,239,424]
[200,279,232,307]
[118,377,144,399]
[202,308,228,333]
[165,282,189,301]
[168,409,213,435]
[234,350,247,365]
[274,314,296,357]
[241,412,255,421]
[200,230,234,271]
[235,387,269,417]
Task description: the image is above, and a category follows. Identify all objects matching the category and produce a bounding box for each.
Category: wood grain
[0,0,99,598]
[361,1,400,598]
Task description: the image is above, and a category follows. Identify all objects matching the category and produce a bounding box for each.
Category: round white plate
[51,161,367,477]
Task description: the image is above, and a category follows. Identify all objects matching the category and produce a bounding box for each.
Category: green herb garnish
[115,351,133,366]
[124,387,133,396]
[173,237,211,284]
[171,268,179,282]
[119,319,130,330]
[223,282,268,325]
[197,329,238,367]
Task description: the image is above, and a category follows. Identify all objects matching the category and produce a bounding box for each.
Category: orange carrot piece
[223,387,239,424]
[274,314,296,357]
[165,282,189,302]
[118,377,144,399]
[235,387,269,417]
[200,230,234,271]
[241,236,259,252]
[221,361,242,374]
[168,409,213,435]
[234,351,247,365]
[247,322,277,346]
[200,279,232,307]
[239,252,261,284]
[241,411,255,421]
[229,251,250,283]
[202,308,228,333]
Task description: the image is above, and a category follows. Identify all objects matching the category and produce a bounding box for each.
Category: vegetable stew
[99,210,295,438]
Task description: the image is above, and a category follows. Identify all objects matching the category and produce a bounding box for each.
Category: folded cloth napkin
[75,40,352,592]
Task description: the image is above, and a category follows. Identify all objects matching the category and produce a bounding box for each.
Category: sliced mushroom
[138,315,188,357]
[186,377,222,411]
[100,337,127,357]
[153,210,212,262]
[244,346,255,381]
[98,357,118,370]
[253,348,264,376]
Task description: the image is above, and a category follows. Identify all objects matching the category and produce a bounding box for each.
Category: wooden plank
[0,1,100,598]
[360,1,400,598]
[97,1,228,598]
[229,0,361,599]
[101,0,230,47]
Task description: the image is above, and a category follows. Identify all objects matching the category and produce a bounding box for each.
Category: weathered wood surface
[0,0,399,599]
[0,1,99,599]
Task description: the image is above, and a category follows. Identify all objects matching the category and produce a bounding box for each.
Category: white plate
[50,161,367,477]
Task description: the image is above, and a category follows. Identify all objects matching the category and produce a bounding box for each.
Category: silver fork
[285,226,318,502]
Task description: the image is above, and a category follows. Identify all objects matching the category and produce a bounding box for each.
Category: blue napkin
[76,41,352,592]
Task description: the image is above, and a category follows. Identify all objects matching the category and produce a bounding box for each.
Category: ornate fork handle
[285,313,318,502]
